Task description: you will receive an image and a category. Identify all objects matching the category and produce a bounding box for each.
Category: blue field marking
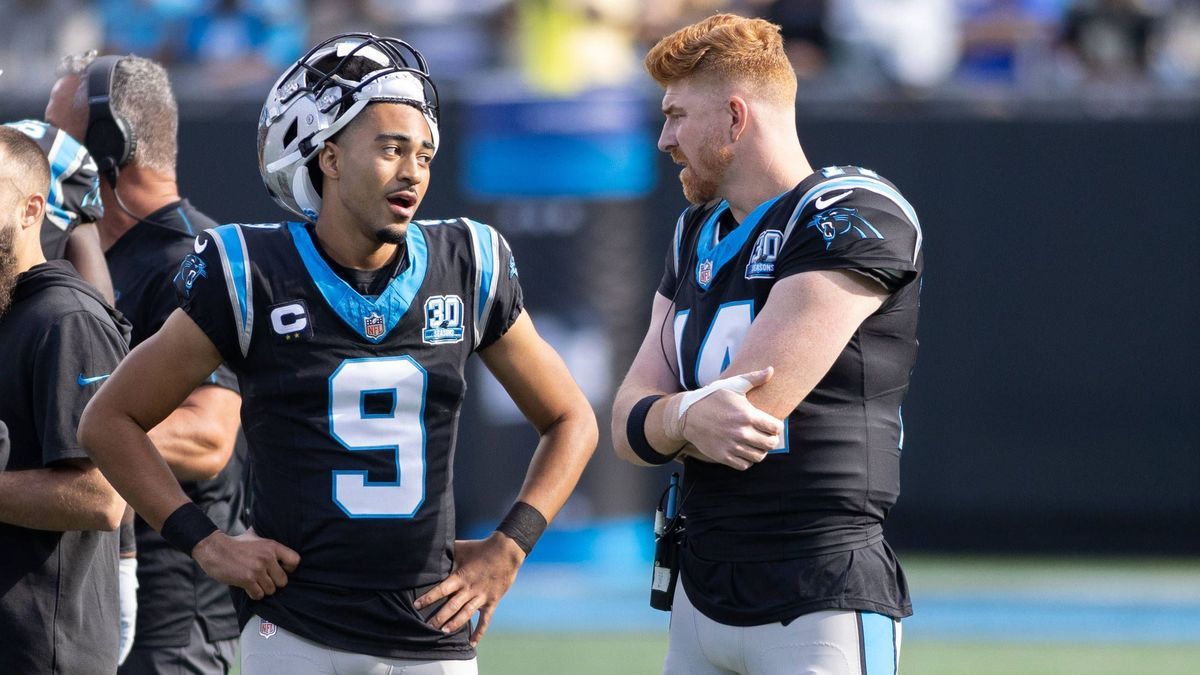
[907,595,1200,644]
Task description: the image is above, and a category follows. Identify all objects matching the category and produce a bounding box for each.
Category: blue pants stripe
[859,612,896,675]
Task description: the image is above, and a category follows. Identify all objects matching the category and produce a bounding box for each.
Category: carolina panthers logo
[806,207,883,250]
[174,253,207,298]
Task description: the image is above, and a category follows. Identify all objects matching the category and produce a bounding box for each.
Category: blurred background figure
[1058,0,1160,82]
[0,0,101,98]
[827,0,961,92]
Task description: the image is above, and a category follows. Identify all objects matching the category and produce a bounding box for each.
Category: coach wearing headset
[46,52,246,675]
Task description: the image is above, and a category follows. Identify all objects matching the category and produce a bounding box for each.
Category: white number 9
[328,356,427,518]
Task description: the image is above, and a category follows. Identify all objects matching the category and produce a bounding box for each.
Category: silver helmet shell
[257,33,440,220]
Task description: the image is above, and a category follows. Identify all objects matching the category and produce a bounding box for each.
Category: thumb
[735,366,774,390]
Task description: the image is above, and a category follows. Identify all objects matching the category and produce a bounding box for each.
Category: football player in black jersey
[613,15,923,675]
[80,34,597,674]
[48,52,247,674]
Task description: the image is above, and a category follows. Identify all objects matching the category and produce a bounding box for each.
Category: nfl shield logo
[259,619,277,639]
[364,312,385,339]
[698,259,714,285]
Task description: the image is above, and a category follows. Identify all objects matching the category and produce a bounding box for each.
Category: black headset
[84,55,136,183]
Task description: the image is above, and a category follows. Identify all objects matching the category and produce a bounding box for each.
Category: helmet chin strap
[292,165,322,220]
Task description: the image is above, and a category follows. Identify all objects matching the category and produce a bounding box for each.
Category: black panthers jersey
[5,120,103,260]
[175,218,521,657]
[659,166,922,624]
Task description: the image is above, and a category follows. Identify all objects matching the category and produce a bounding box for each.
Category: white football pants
[664,582,902,675]
[240,615,478,675]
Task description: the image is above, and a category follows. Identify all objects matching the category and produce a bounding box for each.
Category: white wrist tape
[678,375,754,416]
[663,374,755,441]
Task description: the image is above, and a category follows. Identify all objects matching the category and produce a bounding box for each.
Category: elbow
[567,399,600,460]
[97,494,126,531]
[87,469,126,531]
[191,429,236,481]
[177,452,227,482]
[77,401,104,460]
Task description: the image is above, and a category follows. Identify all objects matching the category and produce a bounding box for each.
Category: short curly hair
[644,14,796,105]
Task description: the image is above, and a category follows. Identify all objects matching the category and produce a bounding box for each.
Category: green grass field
[477,633,1200,674]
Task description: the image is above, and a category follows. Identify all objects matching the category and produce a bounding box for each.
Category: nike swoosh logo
[77,373,111,387]
[815,190,853,210]
[193,236,208,254]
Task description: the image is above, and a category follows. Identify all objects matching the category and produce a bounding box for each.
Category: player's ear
[728,96,749,144]
[20,193,45,230]
[318,142,340,183]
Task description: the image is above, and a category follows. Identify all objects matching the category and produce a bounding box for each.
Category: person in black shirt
[7,117,138,663]
[80,34,597,675]
[613,15,922,675]
[45,52,245,675]
[0,125,127,675]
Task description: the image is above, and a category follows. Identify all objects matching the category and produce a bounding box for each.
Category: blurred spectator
[97,0,196,63]
[637,0,730,47]
[513,0,641,95]
[957,0,1066,86]
[184,0,303,69]
[0,0,100,97]
[1059,0,1161,81]
[307,0,509,82]
[1153,0,1200,87]
[827,0,961,91]
[764,0,831,81]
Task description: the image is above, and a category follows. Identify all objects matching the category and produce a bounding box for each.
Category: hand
[191,527,300,600]
[663,367,784,470]
[414,532,525,647]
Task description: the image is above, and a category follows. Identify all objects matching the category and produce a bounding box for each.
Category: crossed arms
[611,269,888,470]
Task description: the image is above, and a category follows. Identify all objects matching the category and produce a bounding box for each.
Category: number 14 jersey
[660,167,923,625]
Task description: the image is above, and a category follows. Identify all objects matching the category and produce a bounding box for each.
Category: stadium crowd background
[0,3,1197,671]
[4,0,1200,105]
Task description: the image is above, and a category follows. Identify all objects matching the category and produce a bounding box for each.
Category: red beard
[674,143,732,204]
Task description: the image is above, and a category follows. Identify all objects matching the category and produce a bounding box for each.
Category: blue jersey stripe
[475,223,495,323]
[210,224,254,355]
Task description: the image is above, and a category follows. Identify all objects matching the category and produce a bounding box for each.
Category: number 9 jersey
[174,218,522,656]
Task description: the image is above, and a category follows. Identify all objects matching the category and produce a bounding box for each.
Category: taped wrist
[662,375,756,442]
[495,501,547,555]
[160,502,219,556]
[628,394,679,465]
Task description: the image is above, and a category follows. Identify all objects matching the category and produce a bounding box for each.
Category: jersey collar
[288,222,428,343]
[695,192,787,290]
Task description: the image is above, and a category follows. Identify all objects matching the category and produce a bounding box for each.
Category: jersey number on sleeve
[328,356,427,518]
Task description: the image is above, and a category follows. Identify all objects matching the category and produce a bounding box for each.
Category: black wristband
[495,501,547,555]
[160,502,219,556]
[627,394,680,465]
